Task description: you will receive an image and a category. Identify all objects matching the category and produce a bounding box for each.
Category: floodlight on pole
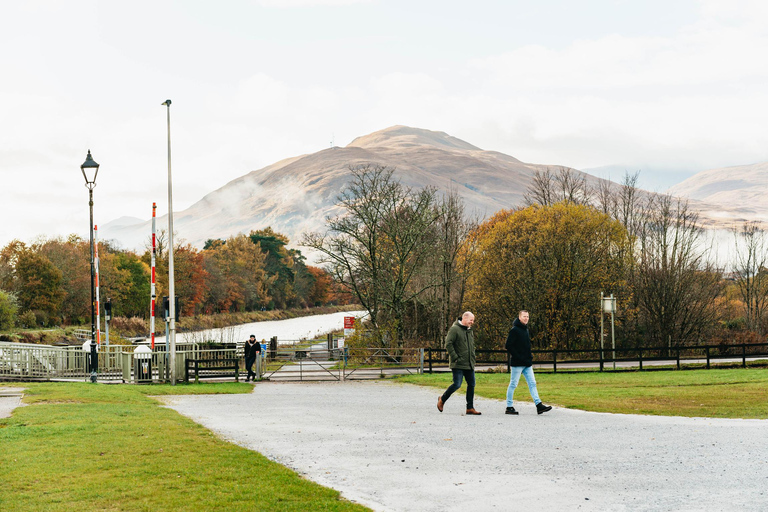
[162,99,177,385]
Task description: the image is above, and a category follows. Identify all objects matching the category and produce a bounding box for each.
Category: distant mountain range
[668,162,768,225]
[101,125,768,250]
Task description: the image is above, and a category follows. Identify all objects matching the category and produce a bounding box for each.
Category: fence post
[599,347,604,372]
[706,346,710,369]
[552,350,557,373]
[742,344,747,368]
[419,348,424,374]
[427,348,433,374]
[638,348,643,371]
[676,347,680,371]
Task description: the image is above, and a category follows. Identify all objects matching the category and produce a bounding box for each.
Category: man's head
[518,310,529,325]
[460,311,475,328]
[250,335,256,341]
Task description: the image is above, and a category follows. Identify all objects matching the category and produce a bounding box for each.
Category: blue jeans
[506,366,541,407]
[441,369,475,409]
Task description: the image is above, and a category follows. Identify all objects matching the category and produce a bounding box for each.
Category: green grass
[397,368,768,419]
[0,382,370,512]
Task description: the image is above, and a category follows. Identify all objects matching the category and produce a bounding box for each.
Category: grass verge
[396,368,768,419]
[0,382,369,512]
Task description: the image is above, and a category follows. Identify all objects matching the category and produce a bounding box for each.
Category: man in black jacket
[244,335,262,382]
[505,310,552,415]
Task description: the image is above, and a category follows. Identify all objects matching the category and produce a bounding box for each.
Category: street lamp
[81,150,100,383]
[162,99,177,385]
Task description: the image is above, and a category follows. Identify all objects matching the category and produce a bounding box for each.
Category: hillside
[668,162,768,224]
[101,125,599,249]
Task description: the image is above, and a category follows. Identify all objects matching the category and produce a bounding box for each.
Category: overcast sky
[1,0,766,248]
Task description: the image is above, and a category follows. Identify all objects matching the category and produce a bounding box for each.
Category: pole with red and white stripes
[150,203,157,350]
[94,224,101,345]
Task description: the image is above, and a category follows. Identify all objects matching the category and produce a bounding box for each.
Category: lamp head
[162,99,172,106]
[80,149,100,186]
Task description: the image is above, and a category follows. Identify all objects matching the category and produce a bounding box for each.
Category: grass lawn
[0,382,369,512]
[397,368,768,419]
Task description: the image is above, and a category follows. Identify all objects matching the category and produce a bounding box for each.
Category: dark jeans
[441,368,475,409]
[245,356,256,378]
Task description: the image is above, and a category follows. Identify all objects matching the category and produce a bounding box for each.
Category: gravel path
[0,387,25,419]
[161,381,768,512]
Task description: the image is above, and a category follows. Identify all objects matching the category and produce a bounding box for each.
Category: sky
[1,0,767,248]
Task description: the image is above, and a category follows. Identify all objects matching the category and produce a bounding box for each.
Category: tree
[15,250,64,323]
[303,164,442,346]
[203,234,270,312]
[634,194,722,345]
[731,221,768,335]
[464,202,631,350]
[250,228,296,309]
[0,289,18,330]
[524,167,593,207]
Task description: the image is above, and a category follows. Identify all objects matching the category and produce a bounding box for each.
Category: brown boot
[466,408,482,415]
[437,396,444,412]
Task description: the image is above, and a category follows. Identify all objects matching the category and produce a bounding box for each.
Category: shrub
[0,290,18,330]
[18,310,37,329]
[109,316,149,338]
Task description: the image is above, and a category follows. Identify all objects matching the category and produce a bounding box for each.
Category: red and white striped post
[150,203,157,350]
[94,224,101,345]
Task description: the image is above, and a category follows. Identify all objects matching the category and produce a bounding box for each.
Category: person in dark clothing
[244,334,262,382]
[505,310,552,415]
[437,311,482,415]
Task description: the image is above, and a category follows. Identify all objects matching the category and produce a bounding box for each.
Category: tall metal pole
[88,188,98,383]
[163,99,176,385]
[611,294,616,370]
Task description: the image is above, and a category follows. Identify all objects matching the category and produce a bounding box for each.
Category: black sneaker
[505,407,519,415]
[536,402,552,414]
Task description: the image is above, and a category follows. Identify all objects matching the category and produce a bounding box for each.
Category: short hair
[518,310,529,317]
[462,311,474,320]
[250,334,256,338]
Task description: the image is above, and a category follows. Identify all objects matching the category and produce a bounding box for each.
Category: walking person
[505,310,552,415]
[437,311,482,415]
[244,334,262,382]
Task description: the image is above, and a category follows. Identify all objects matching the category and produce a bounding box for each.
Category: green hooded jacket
[445,318,475,370]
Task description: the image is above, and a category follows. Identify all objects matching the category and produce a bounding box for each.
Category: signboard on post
[344,316,355,337]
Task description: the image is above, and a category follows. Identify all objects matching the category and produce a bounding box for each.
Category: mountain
[102,125,601,250]
[667,162,768,224]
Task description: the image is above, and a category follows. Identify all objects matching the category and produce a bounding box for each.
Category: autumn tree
[249,228,296,309]
[14,250,64,324]
[465,202,632,350]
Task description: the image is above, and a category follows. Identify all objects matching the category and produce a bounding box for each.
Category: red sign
[344,316,355,329]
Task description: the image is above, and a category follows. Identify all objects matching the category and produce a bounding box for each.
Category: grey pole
[162,99,176,385]
[611,294,616,370]
[600,291,604,368]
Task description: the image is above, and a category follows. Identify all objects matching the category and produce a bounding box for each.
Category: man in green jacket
[437,311,481,415]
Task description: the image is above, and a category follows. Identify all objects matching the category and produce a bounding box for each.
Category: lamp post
[81,150,100,383]
[162,99,177,385]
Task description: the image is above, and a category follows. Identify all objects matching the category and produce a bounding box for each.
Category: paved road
[161,381,768,512]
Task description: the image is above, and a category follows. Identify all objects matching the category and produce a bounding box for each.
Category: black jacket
[505,318,533,367]
[244,340,261,359]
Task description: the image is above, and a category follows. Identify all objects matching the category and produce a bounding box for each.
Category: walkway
[161,381,768,511]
